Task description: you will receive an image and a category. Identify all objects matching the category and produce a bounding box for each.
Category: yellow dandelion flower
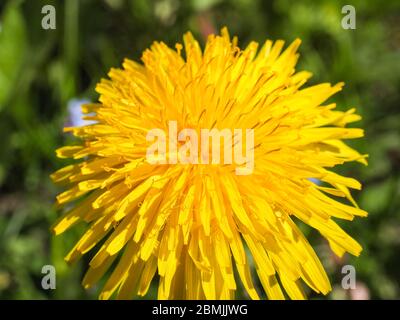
[52,27,367,300]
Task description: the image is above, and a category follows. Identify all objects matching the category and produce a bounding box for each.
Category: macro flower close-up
[2,0,400,309]
[51,27,368,300]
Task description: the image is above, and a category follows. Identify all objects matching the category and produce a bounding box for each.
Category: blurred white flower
[350,282,370,300]
[309,178,321,185]
[66,98,96,127]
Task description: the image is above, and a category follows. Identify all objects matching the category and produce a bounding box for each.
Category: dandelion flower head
[52,28,367,300]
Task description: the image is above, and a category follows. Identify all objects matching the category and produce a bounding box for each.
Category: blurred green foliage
[0,0,399,299]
